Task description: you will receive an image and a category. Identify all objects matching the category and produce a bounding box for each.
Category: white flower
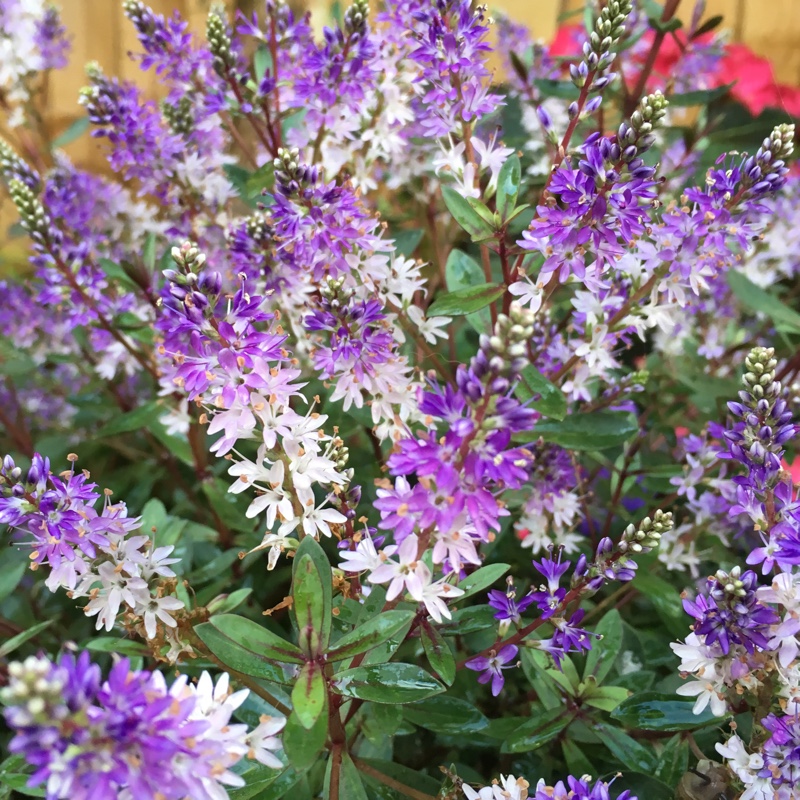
[368,534,427,601]
[301,505,346,539]
[246,714,286,769]
[508,277,543,313]
[339,535,393,573]
[463,774,529,800]
[675,672,729,716]
[716,734,764,789]
[139,594,185,639]
[405,304,450,344]
[419,568,464,623]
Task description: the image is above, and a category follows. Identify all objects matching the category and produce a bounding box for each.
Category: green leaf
[283,707,326,770]
[254,47,272,82]
[520,650,562,710]
[496,155,521,221]
[327,610,414,661]
[610,691,727,731]
[654,734,689,788]
[331,753,369,800]
[98,258,139,292]
[501,707,572,753]
[291,662,327,730]
[357,759,441,797]
[394,229,424,258]
[530,411,639,450]
[421,624,455,685]
[582,685,629,712]
[0,548,27,604]
[96,400,163,437]
[446,249,483,291]
[436,604,496,635]
[207,587,253,615]
[52,117,90,148]
[533,78,579,100]
[0,621,52,658]
[516,365,568,420]
[404,695,488,735]
[583,609,622,684]
[562,740,595,778]
[333,663,444,704]
[727,270,800,333]
[669,82,733,106]
[692,14,723,38]
[456,563,510,601]
[83,637,149,656]
[142,233,157,272]
[595,722,658,772]
[427,283,505,317]
[292,536,332,656]
[228,767,301,800]
[441,186,495,240]
[445,248,491,331]
[632,573,687,638]
[194,617,303,682]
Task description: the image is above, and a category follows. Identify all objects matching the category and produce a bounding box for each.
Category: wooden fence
[20,0,800,169]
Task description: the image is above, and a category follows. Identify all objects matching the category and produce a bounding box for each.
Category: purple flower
[683,567,778,654]
[465,644,519,696]
[487,585,536,624]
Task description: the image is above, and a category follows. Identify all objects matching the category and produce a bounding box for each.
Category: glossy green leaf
[84,637,149,656]
[327,610,414,661]
[228,767,301,800]
[333,753,369,800]
[292,535,332,656]
[0,621,52,658]
[98,257,139,292]
[357,759,442,797]
[291,662,327,730]
[207,587,253,615]
[501,707,573,753]
[610,691,726,731]
[582,685,629,712]
[595,722,658,772]
[654,734,689,788]
[333,663,444,704]
[0,549,27,604]
[194,618,301,682]
[583,609,622,684]
[631,573,687,638]
[530,411,639,450]
[394,229,424,258]
[456,563,510,600]
[421,624,455,685]
[442,186,495,240]
[446,249,484,291]
[520,650,562,710]
[562,740,595,778]
[437,604,496,635]
[427,283,505,317]
[282,707,326,770]
[516,365,568,420]
[727,270,800,333]
[496,155,521,221]
[404,695,488,735]
[96,400,162,437]
[445,248,491,332]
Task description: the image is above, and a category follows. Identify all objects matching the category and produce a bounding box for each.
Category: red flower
[549,24,583,59]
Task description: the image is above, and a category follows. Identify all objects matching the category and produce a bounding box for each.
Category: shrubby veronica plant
[0,1,799,798]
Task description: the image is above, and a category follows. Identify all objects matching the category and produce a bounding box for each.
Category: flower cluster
[2,652,284,800]
[462,773,638,800]
[0,454,186,651]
